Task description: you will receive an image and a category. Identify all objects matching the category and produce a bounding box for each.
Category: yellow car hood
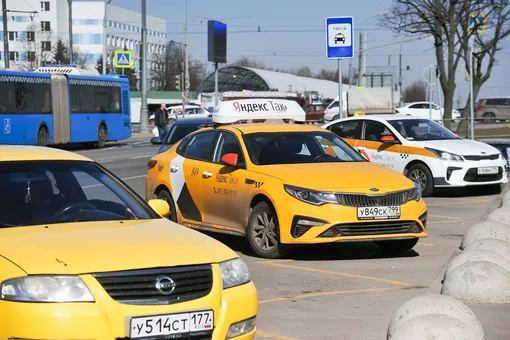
[259,162,415,192]
[0,219,238,275]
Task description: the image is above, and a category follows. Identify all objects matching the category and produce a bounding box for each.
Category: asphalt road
[75,139,507,340]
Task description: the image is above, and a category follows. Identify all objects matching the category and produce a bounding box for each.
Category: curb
[426,183,508,294]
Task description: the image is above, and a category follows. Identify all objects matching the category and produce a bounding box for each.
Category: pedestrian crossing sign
[468,14,486,33]
[113,50,133,69]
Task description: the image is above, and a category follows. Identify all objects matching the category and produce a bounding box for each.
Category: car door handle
[170,165,179,172]
[202,171,213,178]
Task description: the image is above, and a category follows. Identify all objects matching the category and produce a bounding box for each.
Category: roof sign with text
[212,99,306,124]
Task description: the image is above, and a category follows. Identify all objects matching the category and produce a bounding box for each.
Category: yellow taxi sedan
[146,99,428,259]
[0,145,257,340]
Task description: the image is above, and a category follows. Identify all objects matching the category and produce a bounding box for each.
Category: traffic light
[175,74,181,91]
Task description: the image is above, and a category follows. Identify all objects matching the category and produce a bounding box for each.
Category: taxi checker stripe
[169,155,203,222]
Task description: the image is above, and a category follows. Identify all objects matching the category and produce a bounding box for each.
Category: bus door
[50,74,71,144]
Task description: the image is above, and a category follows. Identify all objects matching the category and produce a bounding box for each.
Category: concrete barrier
[391,314,483,340]
[460,220,510,250]
[441,261,510,303]
[502,190,510,206]
[464,238,510,259]
[487,207,510,226]
[387,294,484,339]
[444,248,510,279]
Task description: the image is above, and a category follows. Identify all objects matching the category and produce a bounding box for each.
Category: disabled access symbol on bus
[4,118,11,134]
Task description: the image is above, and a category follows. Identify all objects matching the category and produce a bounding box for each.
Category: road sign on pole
[113,50,133,69]
[326,16,354,59]
[468,13,486,33]
[326,16,354,120]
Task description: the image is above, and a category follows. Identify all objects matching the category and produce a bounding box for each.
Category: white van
[323,93,348,122]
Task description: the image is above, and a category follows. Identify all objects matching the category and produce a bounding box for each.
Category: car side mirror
[148,199,170,217]
[221,153,239,167]
[380,135,398,144]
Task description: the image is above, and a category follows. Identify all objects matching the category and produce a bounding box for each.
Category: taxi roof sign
[213,99,306,124]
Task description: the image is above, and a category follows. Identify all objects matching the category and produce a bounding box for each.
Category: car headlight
[1,276,95,302]
[284,184,338,206]
[407,181,422,202]
[219,258,251,289]
[426,148,464,161]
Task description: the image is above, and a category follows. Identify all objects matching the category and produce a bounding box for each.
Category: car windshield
[164,123,214,145]
[0,160,153,227]
[389,118,459,141]
[243,131,365,165]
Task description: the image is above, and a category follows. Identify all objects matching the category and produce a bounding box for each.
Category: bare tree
[72,47,91,69]
[381,0,509,130]
[290,66,313,77]
[230,56,274,70]
[18,22,53,71]
[402,80,428,102]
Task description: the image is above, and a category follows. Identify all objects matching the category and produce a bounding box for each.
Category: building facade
[0,0,168,88]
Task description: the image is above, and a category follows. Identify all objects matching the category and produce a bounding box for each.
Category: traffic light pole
[139,0,150,133]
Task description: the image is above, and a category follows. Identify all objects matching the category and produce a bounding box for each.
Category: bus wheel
[97,124,107,149]
[36,127,49,146]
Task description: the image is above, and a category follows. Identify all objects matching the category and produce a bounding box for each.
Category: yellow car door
[171,130,217,223]
[200,131,247,231]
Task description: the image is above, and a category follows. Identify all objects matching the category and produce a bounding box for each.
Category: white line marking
[83,174,146,189]
[130,154,155,159]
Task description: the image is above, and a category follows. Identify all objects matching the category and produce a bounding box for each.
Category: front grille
[463,154,499,161]
[93,265,213,305]
[337,190,409,207]
[463,167,503,182]
[319,221,420,237]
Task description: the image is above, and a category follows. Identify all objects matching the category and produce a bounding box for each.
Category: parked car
[153,117,215,152]
[395,102,461,122]
[475,97,510,123]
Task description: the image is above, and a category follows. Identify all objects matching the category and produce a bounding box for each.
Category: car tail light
[147,159,158,170]
[476,100,486,112]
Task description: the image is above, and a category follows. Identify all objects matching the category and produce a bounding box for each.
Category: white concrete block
[487,207,510,226]
[444,249,510,279]
[501,190,510,205]
[441,261,510,304]
[387,294,484,339]
[460,220,510,250]
[464,238,510,259]
[391,314,483,340]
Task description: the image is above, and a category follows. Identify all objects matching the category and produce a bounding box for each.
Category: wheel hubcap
[409,169,427,191]
[252,211,278,251]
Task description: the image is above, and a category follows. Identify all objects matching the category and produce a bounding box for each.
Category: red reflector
[147,159,158,169]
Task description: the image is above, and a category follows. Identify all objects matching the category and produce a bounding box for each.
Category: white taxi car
[322,115,508,196]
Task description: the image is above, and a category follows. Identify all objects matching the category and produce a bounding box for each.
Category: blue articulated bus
[0,67,132,148]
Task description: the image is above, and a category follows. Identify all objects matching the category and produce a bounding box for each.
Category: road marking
[99,159,115,164]
[259,286,416,305]
[426,199,490,206]
[256,330,302,340]
[259,261,414,287]
[427,219,471,225]
[83,174,146,189]
[429,214,465,220]
[130,154,155,159]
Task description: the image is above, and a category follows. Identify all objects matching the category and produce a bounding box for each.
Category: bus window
[15,83,34,114]
[110,87,121,113]
[94,86,109,113]
[0,82,16,113]
[79,85,95,112]
[33,82,52,113]
[70,84,81,112]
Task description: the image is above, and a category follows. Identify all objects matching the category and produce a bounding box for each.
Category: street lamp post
[102,0,112,74]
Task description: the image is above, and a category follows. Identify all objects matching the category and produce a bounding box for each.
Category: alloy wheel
[251,211,278,251]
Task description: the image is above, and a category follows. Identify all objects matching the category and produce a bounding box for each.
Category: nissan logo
[155,276,177,295]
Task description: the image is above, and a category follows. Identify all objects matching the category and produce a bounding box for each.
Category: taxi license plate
[477,167,498,175]
[129,310,213,338]
[357,206,400,220]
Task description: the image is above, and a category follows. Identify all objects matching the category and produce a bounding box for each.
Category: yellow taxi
[0,145,257,339]
[146,99,428,259]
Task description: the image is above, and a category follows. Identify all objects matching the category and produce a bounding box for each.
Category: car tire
[97,124,107,149]
[246,201,290,259]
[406,163,434,197]
[486,183,502,195]
[375,238,418,253]
[36,126,49,146]
[157,189,177,222]
[483,112,496,124]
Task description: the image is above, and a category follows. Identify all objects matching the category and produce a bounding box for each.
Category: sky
[88,0,509,107]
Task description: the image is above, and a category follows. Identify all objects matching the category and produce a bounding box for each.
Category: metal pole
[68,0,73,65]
[469,37,475,140]
[398,44,402,107]
[2,0,9,69]
[428,67,432,120]
[338,59,343,118]
[184,0,189,105]
[214,62,219,110]
[361,32,367,87]
[139,0,149,133]
[102,0,111,74]
[357,32,363,86]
